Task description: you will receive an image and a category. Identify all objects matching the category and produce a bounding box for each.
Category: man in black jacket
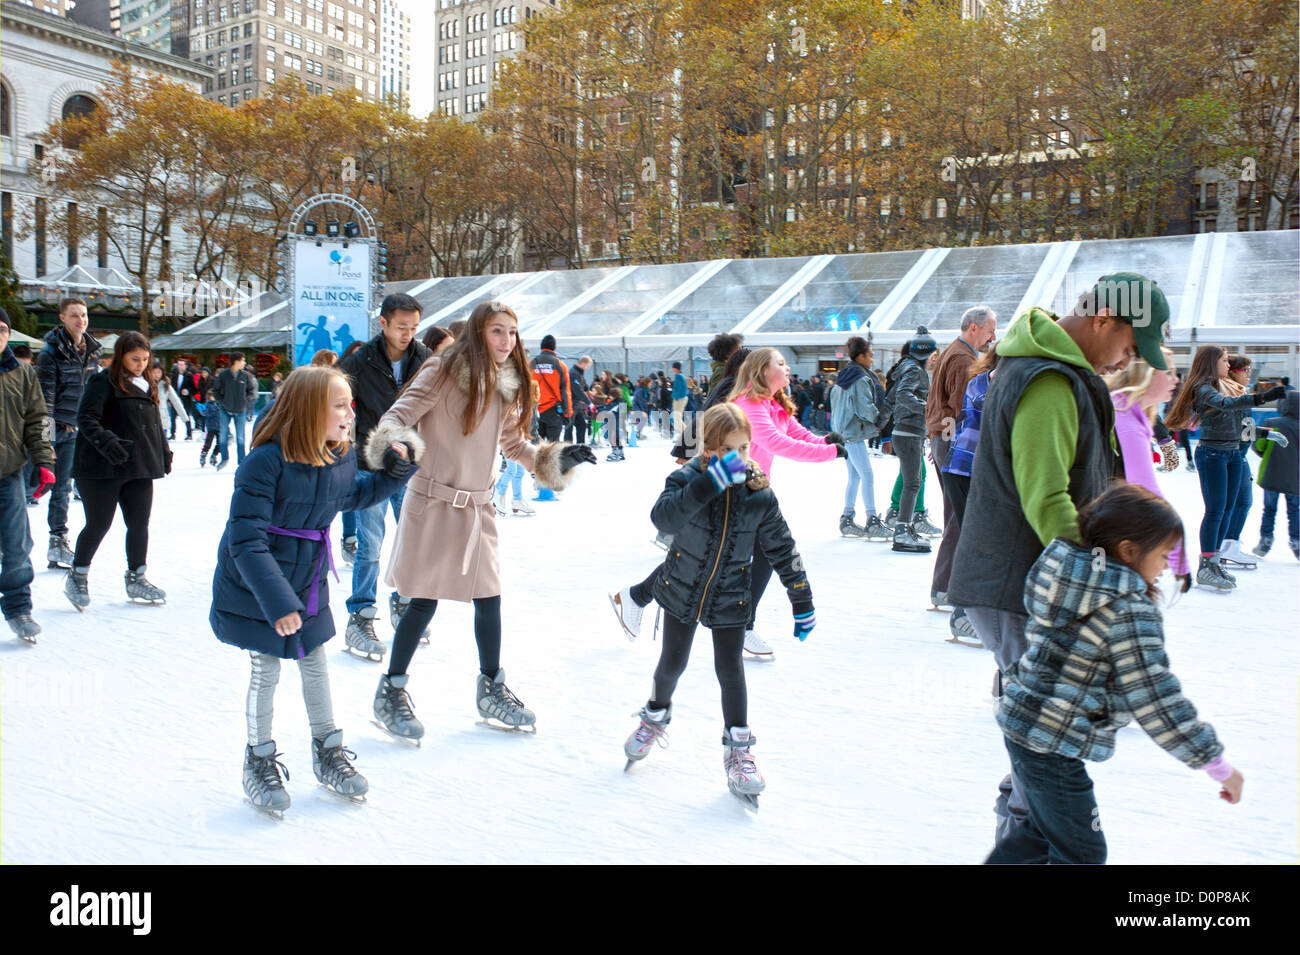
[36,297,101,568]
[566,355,592,444]
[211,351,259,469]
[338,293,430,660]
[170,359,198,439]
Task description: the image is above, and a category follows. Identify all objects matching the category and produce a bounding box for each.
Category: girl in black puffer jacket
[622,404,814,807]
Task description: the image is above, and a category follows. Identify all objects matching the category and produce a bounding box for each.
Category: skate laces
[386,682,417,720]
[633,712,670,748]
[253,750,290,788]
[491,680,525,711]
[726,746,757,776]
[319,741,359,779]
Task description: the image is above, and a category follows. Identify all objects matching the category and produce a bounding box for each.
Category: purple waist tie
[267,526,337,617]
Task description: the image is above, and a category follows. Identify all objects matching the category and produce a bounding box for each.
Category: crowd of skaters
[1,269,1294,857]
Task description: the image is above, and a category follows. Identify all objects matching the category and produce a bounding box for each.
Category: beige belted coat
[366,356,572,602]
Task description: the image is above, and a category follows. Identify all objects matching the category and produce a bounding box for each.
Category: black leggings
[73,477,154,570]
[651,612,747,727]
[632,544,771,631]
[387,595,502,678]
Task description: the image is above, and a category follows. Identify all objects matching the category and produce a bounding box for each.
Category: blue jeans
[1194,445,1244,554]
[218,409,248,464]
[842,441,877,515]
[0,472,35,620]
[346,485,405,615]
[495,459,524,499]
[48,428,77,537]
[1261,490,1299,542]
[1223,451,1253,542]
[986,737,1106,865]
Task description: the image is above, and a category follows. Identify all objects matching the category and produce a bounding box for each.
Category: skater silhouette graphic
[297,315,333,365]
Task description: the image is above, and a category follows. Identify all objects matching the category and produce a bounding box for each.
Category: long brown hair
[109,331,158,405]
[1078,482,1185,602]
[730,347,798,417]
[1164,345,1224,431]
[433,301,535,437]
[251,365,351,466]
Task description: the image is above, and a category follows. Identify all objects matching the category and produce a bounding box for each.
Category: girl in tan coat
[365,301,597,739]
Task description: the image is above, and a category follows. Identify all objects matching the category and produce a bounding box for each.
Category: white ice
[2,429,1295,864]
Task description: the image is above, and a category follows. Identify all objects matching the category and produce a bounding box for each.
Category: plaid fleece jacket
[997,538,1224,768]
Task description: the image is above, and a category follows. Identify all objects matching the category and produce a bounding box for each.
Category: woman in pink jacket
[1107,345,1192,591]
[730,347,844,656]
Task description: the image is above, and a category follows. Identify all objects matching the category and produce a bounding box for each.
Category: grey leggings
[246,645,336,746]
[892,435,926,524]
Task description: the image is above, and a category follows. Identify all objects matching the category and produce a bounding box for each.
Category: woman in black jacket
[65,331,172,610]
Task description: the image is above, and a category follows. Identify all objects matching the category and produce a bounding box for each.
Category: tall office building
[11,0,77,17]
[66,0,192,56]
[433,0,558,120]
[380,0,410,106]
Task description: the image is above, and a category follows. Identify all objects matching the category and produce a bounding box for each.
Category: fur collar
[447,356,521,401]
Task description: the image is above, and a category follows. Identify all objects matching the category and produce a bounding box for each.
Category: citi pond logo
[329,248,362,279]
[49,885,151,935]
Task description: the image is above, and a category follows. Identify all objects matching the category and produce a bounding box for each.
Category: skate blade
[476,718,537,735]
[742,651,775,662]
[608,593,638,642]
[68,602,86,613]
[946,636,984,649]
[244,797,287,820]
[127,597,166,605]
[927,605,953,613]
[318,783,367,803]
[19,636,37,645]
[344,645,386,662]
[730,790,760,813]
[370,719,422,746]
[651,538,669,551]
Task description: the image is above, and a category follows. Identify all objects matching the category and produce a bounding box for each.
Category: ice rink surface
[2,430,1296,864]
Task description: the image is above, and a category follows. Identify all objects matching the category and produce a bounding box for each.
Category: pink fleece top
[1111,393,1190,576]
[731,393,839,476]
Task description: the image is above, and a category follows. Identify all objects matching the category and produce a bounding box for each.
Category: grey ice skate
[839,513,866,537]
[389,593,429,645]
[1196,556,1234,592]
[243,741,291,815]
[373,673,424,742]
[946,607,982,648]
[624,704,671,771]
[883,506,898,527]
[344,606,386,661]
[125,566,166,604]
[861,515,892,542]
[47,534,74,569]
[476,667,536,731]
[1253,534,1273,557]
[7,614,41,643]
[312,729,368,800]
[912,510,942,538]
[64,566,90,612]
[723,726,765,811]
[891,522,931,554]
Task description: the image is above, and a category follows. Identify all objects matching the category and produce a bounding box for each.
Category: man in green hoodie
[947,272,1170,840]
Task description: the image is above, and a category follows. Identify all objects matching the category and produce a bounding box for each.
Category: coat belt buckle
[451,489,471,508]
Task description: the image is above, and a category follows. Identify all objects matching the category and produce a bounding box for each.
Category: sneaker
[839,513,866,537]
[862,515,892,541]
[743,630,774,659]
[243,741,291,812]
[6,614,41,643]
[1252,534,1273,557]
[373,673,425,740]
[311,729,368,798]
[511,497,536,516]
[624,704,671,766]
[1196,556,1235,592]
[476,667,536,728]
[344,606,386,661]
[47,534,74,570]
[341,536,357,565]
[891,522,931,553]
[64,566,90,611]
[609,587,646,640]
[1218,540,1258,570]
[912,510,942,538]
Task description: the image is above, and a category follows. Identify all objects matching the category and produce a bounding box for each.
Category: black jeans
[387,595,502,678]
[564,407,588,444]
[892,435,925,524]
[985,737,1106,865]
[538,406,565,442]
[652,612,748,727]
[72,477,154,570]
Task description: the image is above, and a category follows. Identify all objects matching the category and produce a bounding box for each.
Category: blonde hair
[696,403,752,461]
[310,349,338,366]
[1105,346,1175,424]
[730,347,797,417]
[251,366,352,466]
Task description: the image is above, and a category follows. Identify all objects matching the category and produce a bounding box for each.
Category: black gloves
[559,444,598,473]
[824,432,845,447]
[834,443,848,458]
[104,439,131,466]
[1255,385,1287,405]
[382,442,417,479]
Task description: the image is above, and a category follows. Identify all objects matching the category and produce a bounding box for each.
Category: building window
[1,192,12,261]
[66,201,78,266]
[34,197,46,276]
[60,95,98,149]
[1,84,10,138]
[97,207,108,268]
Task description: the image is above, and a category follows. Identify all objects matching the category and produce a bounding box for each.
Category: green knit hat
[1088,272,1171,370]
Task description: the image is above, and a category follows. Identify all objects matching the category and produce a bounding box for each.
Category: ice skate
[341,536,357,565]
[47,534,73,570]
[7,614,41,644]
[511,497,536,516]
[946,607,982,648]
[214,457,229,471]
[624,704,671,771]
[1252,534,1273,557]
[1196,556,1235,592]
[839,513,866,538]
[1218,540,1257,570]
[861,515,892,542]
[389,593,429,645]
[606,448,625,462]
[476,667,536,732]
[312,729,368,801]
[125,566,166,604]
[1291,537,1299,560]
[64,566,90,612]
[652,530,673,551]
[883,506,898,527]
[743,630,774,660]
[891,522,931,553]
[609,587,645,641]
[199,450,207,468]
[929,589,953,612]
[243,741,291,816]
[723,727,764,812]
[344,606,386,661]
[373,673,424,743]
[912,511,942,538]
[494,492,510,517]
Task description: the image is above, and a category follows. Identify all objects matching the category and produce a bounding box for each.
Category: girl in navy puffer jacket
[211,366,420,813]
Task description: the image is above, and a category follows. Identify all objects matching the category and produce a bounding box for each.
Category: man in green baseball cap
[1081,271,1171,370]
